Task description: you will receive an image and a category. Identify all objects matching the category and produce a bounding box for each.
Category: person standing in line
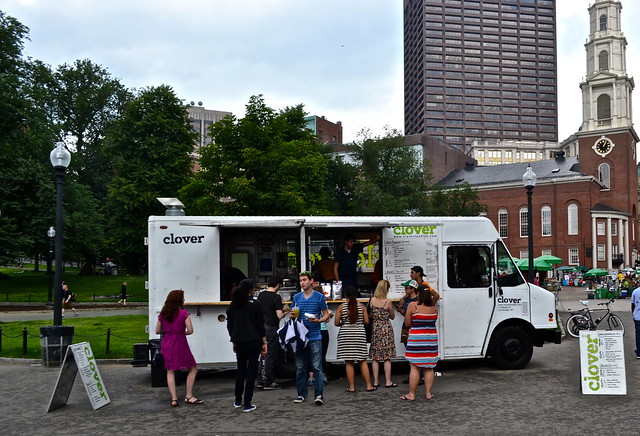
[631,283,640,359]
[291,271,330,405]
[401,284,439,401]
[154,290,202,407]
[369,279,397,388]
[62,284,78,317]
[118,281,128,305]
[257,276,287,390]
[309,272,330,386]
[410,265,440,303]
[397,280,419,384]
[226,279,267,412]
[335,285,375,393]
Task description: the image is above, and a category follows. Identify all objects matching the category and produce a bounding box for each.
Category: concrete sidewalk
[0,303,147,322]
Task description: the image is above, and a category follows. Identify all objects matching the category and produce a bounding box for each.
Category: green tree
[420,182,486,216]
[180,95,330,216]
[105,85,196,273]
[340,128,431,216]
[0,12,58,266]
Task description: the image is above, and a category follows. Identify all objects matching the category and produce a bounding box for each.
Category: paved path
[0,304,147,322]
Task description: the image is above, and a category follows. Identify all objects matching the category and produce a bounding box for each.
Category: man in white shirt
[631,285,640,359]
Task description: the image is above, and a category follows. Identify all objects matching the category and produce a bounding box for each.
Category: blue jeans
[295,339,323,399]
[634,320,640,357]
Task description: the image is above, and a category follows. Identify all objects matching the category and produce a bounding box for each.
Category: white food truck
[140,209,560,378]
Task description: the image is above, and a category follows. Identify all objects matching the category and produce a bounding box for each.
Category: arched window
[597,94,611,120]
[600,14,607,31]
[568,203,579,235]
[541,205,551,236]
[598,163,611,189]
[519,207,528,238]
[598,50,609,70]
[498,208,508,238]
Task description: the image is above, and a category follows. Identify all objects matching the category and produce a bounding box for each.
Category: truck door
[441,245,493,357]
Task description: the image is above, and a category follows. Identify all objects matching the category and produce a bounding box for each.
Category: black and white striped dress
[336,302,368,361]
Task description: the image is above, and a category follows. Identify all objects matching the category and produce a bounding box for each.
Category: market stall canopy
[584,268,609,277]
[574,266,589,273]
[515,258,553,271]
[535,254,562,264]
[556,266,576,271]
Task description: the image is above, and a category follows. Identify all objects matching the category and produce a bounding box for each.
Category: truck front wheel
[490,326,533,370]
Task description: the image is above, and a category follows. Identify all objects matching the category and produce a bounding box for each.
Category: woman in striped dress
[335,286,376,392]
[401,284,438,401]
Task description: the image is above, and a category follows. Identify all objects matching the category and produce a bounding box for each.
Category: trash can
[132,343,149,367]
[40,326,75,367]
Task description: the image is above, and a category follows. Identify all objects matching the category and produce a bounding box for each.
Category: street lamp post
[523,164,537,284]
[46,226,55,307]
[50,142,71,326]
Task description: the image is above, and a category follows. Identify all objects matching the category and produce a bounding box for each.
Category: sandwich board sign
[579,330,626,395]
[47,342,110,412]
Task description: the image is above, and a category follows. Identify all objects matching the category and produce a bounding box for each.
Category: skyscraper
[404,0,558,150]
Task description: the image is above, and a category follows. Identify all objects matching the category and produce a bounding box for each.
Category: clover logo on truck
[163,233,205,244]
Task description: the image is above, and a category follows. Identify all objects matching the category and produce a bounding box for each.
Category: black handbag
[364,299,373,343]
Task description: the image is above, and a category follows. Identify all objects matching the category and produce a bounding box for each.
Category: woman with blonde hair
[335,286,375,392]
[368,279,397,388]
[155,290,202,406]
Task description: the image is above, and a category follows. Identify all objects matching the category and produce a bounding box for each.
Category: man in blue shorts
[291,271,330,405]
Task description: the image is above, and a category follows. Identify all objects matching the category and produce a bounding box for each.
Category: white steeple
[580,0,634,132]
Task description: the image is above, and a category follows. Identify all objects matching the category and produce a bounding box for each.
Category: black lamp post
[523,164,537,284]
[50,142,71,325]
[46,226,55,307]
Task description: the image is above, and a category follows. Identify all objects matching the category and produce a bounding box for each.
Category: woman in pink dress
[155,290,202,407]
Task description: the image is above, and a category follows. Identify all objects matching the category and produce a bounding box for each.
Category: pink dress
[159,309,197,371]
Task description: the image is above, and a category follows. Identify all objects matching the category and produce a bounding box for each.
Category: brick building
[439,0,638,270]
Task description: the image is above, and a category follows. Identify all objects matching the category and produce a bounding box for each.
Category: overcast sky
[4,0,640,144]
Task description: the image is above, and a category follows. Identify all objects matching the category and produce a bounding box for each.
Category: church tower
[577,0,638,269]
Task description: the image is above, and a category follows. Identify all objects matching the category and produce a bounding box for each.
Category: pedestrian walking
[62,284,78,317]
[118,281,128,305]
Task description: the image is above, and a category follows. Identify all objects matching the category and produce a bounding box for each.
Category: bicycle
[565,297,625,338]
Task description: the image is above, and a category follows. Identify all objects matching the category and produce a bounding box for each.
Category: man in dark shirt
[257,276,287,389]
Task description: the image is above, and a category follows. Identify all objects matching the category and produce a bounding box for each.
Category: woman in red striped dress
[400,284,438,401]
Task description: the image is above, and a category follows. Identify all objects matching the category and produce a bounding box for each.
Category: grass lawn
[0,314,148,359]
[0,267,148,303]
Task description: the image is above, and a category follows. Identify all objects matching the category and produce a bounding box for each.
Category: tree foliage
[180,95,330,216]
[421,182,486,216]
[104,85,196,273]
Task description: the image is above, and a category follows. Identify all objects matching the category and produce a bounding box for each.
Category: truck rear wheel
[490,326,533,370]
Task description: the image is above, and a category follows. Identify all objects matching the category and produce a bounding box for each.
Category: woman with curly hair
[154,290,202,407]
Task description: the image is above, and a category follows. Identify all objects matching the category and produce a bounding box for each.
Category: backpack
[70,293,77,302]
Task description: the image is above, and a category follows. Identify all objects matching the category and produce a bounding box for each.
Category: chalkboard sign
[579,330,626,395]
[382,225,440,299]
[47,342,111,412]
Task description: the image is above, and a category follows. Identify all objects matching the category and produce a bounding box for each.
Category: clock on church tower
[592,136,615,157]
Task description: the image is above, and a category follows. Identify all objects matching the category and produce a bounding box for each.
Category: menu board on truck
[382,225,440,299]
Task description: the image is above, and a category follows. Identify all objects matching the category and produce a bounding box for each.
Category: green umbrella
[535,254,562,264]
[584,268,608,277]
[516,258,553,271]
[556,265,576,271]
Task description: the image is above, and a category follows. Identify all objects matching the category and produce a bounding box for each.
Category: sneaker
[307,377,314,386]
[293,396,305,403]
[263,382,281,390]
[233,402,242,408]
[636,355,640,359]
[255,382,264,389]
[74,313,79,317]
[314,395,323,406]
[242,405,257,412]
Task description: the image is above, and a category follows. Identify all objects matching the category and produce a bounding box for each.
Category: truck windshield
[495,242,525,287]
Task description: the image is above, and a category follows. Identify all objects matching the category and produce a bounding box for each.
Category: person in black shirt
[257,276,288,389]
[226,279,266,412]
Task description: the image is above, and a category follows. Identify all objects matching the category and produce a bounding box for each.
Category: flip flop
[185,396,204,405]
[366,387,377,392]
[171,399,179,407]
[400,395,415,401]
[385,383,398,388]
[426,394,435,400]
[345,388,356,393]
[372,384,380,388]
